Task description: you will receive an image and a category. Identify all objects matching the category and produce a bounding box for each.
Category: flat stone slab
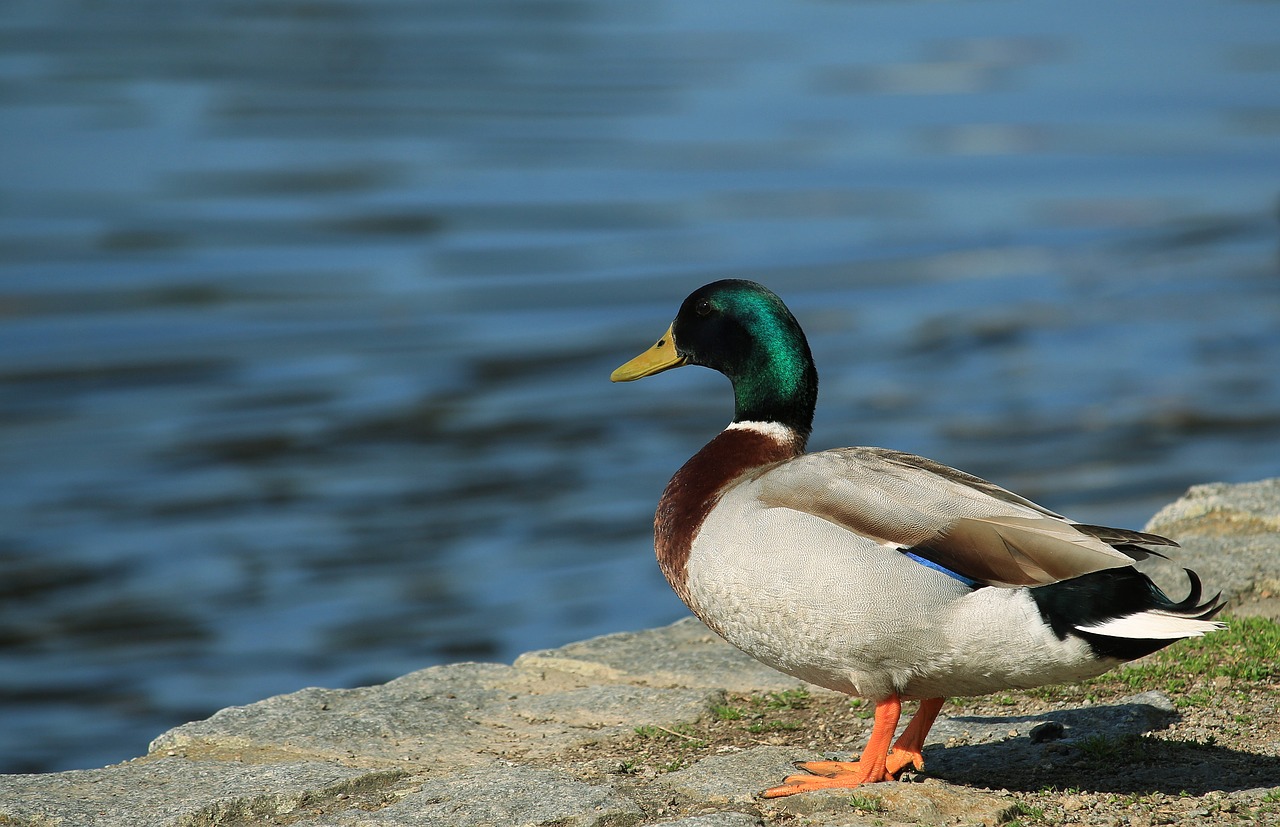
[652,815,763,827]
[2,478,1277,827]
[152,660,722,769]
[150,662,528,769]
[0,758,406,827]
[659,747,801,805]
[918,691,1178,782]
[925,690,1175,749]
[305,765,644,827]
[762,779,1018,827]
[515,620,807,694]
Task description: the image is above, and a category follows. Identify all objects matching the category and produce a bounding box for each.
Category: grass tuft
[760,688,811,710]
[848,792,885,813]
[1000,800,1046,824]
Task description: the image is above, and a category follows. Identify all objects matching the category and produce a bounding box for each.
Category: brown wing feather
[912,516,1136,587]
[755,447,1146,588]
[1071,523,1179,549]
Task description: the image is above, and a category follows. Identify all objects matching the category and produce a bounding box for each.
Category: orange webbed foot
[793,756,921,778]
[885,746,925,775]
[792,759,861,778]
[761,763,892,798]
[759,697,945,799]
[760,695,902,799]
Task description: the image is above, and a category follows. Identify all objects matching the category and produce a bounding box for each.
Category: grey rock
[152,661,720,769]
[762,778,1015,826]
[515,618,807,694]
[651,814,762,827]
[1145,478,1280,615]
[926,691,1176,750]
[315,766,643,827]
[151,662,527,769]
[471,683,721,734]
[658,747,800,804]
[1226,785,1280,804]
[1148,478,1280,537]
[0,758,404,827]
[922,692,1178,782]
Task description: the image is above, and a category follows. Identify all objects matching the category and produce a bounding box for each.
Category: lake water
[1,0,1278,774]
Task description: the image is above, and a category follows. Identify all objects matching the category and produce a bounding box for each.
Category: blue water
[1,0,1278,774]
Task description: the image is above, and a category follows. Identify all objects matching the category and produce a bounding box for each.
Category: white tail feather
[1075,612,1225,640]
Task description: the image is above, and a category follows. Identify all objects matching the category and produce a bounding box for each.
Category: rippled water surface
[1,0,1278,773]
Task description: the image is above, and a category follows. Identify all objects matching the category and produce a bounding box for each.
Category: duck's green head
[612,279,818,438]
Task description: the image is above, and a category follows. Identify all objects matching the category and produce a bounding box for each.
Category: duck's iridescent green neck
[728,325,817,442]
[711,288,818,443]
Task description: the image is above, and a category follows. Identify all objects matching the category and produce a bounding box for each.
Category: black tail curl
[1031,566,1225,661]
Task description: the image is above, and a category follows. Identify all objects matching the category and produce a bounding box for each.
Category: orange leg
[886,696,944,774]
[761,696,945,798]
[761,695,901,798]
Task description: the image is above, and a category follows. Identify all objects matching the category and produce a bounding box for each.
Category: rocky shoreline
[3,479,1278,827]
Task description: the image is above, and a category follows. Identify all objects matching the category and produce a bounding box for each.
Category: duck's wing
[753,447,1175,588]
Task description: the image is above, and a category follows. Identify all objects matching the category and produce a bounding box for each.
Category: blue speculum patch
[904,551,979,588]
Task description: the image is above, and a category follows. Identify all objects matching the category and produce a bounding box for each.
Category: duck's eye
[694,299,712,317]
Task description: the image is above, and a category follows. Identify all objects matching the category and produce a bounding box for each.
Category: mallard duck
[611,279,1223,797]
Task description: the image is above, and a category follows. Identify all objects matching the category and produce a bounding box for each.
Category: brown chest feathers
[654,424,803,606]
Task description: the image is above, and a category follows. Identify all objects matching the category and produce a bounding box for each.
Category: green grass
[759,688,811,710]
[1000,800,1045,825]
[711,688,816,734]
[1074,733,1152,762]
[1072,730,1224,766]
[1127,615,1276,680]
[746,719,803,734]
[634,723,707,749]
[1031,615,1280,707]
[633,723,707,773]
[848,793,885,813]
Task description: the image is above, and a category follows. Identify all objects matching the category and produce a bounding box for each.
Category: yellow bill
[611,324,687,382]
